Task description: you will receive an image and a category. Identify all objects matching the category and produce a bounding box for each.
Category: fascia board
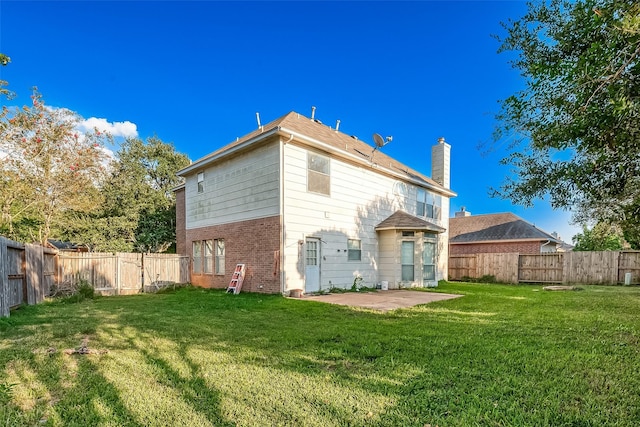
[278,127,457,198]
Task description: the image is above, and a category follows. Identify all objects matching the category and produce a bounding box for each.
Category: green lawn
[1,282,639,426]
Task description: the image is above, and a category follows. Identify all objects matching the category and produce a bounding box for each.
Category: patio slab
[300,289,462,312]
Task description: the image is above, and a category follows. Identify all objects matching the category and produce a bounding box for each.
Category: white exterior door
[304,238,320,293]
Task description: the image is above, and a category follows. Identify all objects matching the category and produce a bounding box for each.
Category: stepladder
[227,264,246,294]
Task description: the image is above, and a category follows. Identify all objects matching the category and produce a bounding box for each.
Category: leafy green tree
[494,0,640,248]
[64,136,190,252]
[0,90,109,243]
[572,223,626,251]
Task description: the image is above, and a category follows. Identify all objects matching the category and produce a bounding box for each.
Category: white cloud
[79,117,138,138]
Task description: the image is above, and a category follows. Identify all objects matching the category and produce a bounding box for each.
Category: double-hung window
[401,241,415,281]
[193,239,222,274]
[307,152,330,195]
[197,172,205,193]
[423,235,437,282]
[193,241,203,274]
[215,239,225,275]
[347,239,361,261]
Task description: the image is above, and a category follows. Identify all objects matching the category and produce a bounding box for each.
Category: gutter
[278,126,457,198]
[177,124,456,198]
[177,127,280,176]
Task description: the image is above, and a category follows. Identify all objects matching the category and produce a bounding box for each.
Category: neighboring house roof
[178,111,456,197]
[376,210,446,233]
[449,213,560,244]
[46,239,88,252]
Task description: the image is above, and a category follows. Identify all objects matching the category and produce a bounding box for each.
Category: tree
[572,223,626,251]
[494,0,640,248]
[0,90,110,243]
[0,53,12,99]
[63,136,190,252]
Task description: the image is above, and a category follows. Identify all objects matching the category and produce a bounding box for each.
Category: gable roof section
[375,210,446,233]
[449,212,560,244]
[178,111,455,197]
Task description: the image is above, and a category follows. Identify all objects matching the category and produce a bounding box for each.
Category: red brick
[185,215,281,294]
[450,241,542,255]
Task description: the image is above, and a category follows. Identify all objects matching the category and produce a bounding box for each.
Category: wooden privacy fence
[449,251,640,285]
[0,237,56,318]
[1,235,191,318]
[57,252,190,295]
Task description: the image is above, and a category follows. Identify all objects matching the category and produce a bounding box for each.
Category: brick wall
[175,187,186,255]
[450,241,542,255]
[186,215,281,294]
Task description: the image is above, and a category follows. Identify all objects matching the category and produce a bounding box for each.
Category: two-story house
[175,111,455,294]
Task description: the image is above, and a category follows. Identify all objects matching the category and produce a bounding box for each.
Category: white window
[423,235,437,282]
[197,172,204,193]
[401,241,415,281]
[347,239,361,261]
[193,241,203,274]
[417,188,426,217]
[417,188,440,220]
[203,240,213,274]
[215,239,225,275]
[307,152,330,195]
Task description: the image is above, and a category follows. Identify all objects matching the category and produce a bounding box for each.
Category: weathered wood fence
[449,251,640,285]
[0,237,56,317]
[55,252,190,295]
[1,236,191,318]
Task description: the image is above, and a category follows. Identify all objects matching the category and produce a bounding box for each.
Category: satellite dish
[373,133,385,148]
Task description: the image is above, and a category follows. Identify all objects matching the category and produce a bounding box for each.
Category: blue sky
[0,0,580,242]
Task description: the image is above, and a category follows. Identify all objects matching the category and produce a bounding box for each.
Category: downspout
[280,133,294,294]
[540,239,553,252]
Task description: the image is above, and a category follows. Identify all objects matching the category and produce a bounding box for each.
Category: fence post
[116,254,121,296]
[0,237,9,318]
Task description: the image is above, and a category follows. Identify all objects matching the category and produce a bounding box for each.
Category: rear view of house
[175,111,456,294]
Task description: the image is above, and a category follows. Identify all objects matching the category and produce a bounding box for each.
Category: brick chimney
[431,137,451,188]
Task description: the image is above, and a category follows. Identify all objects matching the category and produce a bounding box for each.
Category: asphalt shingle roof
[449,212,560,243]
[375,210,445,233]
[181,111,452,195]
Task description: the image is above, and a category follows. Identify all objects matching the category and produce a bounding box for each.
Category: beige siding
[185,141,280,229]
[377,230,399,287]
[281,142,451,292]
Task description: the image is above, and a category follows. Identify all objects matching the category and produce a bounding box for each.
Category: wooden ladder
[227,264,246,294]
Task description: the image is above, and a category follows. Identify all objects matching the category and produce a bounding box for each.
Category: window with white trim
[401,241,415,281]
[416,188,440,220]
[193,240,206,274]
[423,234,437,282]
[307,152,330,195]
[197,172,204,193]
[347,239,361,261]
[203,240,213,274]
[215,239,225,275]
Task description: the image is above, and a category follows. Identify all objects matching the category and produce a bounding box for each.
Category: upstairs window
[197,172,204,193]
[307,152,330,195]
[416,188,440,220]
[347,239,361,261]
[417,188,426,217]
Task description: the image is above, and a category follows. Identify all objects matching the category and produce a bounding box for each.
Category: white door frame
[304,237,321,293]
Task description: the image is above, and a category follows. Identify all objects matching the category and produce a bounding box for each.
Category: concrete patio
[299,289,462,312]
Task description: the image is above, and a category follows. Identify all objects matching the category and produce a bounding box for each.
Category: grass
[1,282,639,426]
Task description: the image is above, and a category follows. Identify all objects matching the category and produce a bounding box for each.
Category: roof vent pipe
[256,112,261,128]
[336,120,340,131]
[311,106,316,120]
